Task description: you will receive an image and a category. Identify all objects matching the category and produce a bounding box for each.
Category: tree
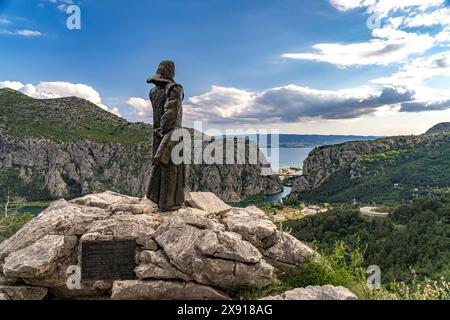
[0,191,28,241]
[4,188,10,217]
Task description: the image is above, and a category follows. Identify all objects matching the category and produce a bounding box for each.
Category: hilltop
[0,89,150,144]
[426,122,450,135]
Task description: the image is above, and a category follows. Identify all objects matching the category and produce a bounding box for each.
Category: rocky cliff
[291,128,450,203]
[0,89,282,202]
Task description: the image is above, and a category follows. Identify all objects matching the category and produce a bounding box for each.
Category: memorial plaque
[81,240,136,281]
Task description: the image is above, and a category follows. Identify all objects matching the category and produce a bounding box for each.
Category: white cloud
[126,97,152,117]
[186,86,255,121]
[283,31,435,67]
[0,81,121,117]
[405,6,450,28]
[46,0,75,11]
[57,4,68,12]
[329,0,365,12]
[0,18,11,25]
[184,85,416,123]
[436,29,450,44]
[286,1,449,67]
[400,86,450,112]
[329,0,445,16]
[0,29,44,37]
[16,30,44,37]
[0,81,25,91]
[372,51,450,86]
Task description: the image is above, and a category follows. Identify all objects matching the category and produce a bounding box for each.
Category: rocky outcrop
[186,192,231,214]
[0,285,48,300]
[426,122,450,135]
[291,141,378,193]
[260,285,357,300]
[3,235,77,278]
[0,191,323,300]
[291,132,450,196]
[0,133,282,202]
[111,280,229,300]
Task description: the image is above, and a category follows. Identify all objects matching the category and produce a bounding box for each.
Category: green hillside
[0,88,151,144]
[284,195,450,284]
[297,133,450,204]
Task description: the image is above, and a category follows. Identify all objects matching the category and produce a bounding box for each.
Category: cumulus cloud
[282,31,435,67]
[372,51,450,85]
[405,6,450,28]
[285,1,449,67]
[0,81,121,117]
[401,100,450,113]
[126,97,152,117]
[397,86,450,113]
[183,85,416,124]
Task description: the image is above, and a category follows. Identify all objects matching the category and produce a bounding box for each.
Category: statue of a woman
[146,60,185,211]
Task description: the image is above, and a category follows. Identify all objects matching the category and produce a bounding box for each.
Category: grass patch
[0,213,34,243]
[241,241,450,300]
[0,90,152,144]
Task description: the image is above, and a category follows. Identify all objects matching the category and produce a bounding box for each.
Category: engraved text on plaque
[81,240,136,281]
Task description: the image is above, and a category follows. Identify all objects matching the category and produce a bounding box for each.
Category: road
[360,207,389,218]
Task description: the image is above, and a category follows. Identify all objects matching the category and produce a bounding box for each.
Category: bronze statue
[146,60,185,211]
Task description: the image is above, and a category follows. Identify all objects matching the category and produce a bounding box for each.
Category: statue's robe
[147,82,185,211]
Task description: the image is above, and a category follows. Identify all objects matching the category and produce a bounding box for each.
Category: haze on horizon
[0,0,449,136]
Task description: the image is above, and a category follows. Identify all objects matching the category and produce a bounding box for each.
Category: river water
[234,147,312,207]
[230,186,292,208]
[260,147,313,171]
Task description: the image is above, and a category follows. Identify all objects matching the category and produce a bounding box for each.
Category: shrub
[241,241,450,300]
[0,213,34,242]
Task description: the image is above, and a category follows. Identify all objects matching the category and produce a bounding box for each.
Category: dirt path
[360,207,389,218]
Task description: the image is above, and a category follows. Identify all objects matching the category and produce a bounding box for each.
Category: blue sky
[1,0,450,135]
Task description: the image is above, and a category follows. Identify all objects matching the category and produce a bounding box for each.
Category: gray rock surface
[0,285,48,300]
[0,191,332,300]
[186,192,232,215]
[0,199,109,261]
[0,131,282,203]
[426,122,450,135]
[263,232,320,275]
[135,250,192,281]
[3,235,77,278]
[222,207,279,249]
[261,285,357,300]
[111,280,229,300]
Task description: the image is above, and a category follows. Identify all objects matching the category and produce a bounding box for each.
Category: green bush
[242,241,367,299]
[241,241,450,300]
[284,241,371,298]
[284,196,450,284]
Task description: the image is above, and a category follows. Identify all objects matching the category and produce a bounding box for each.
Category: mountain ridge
[290,127,450,203]
[0,89,282,202]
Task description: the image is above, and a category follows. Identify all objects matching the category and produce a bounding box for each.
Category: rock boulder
[260,285,358,300]
[0,190,348,300]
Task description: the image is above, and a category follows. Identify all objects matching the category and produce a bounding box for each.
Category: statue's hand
[154,127,164,138]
